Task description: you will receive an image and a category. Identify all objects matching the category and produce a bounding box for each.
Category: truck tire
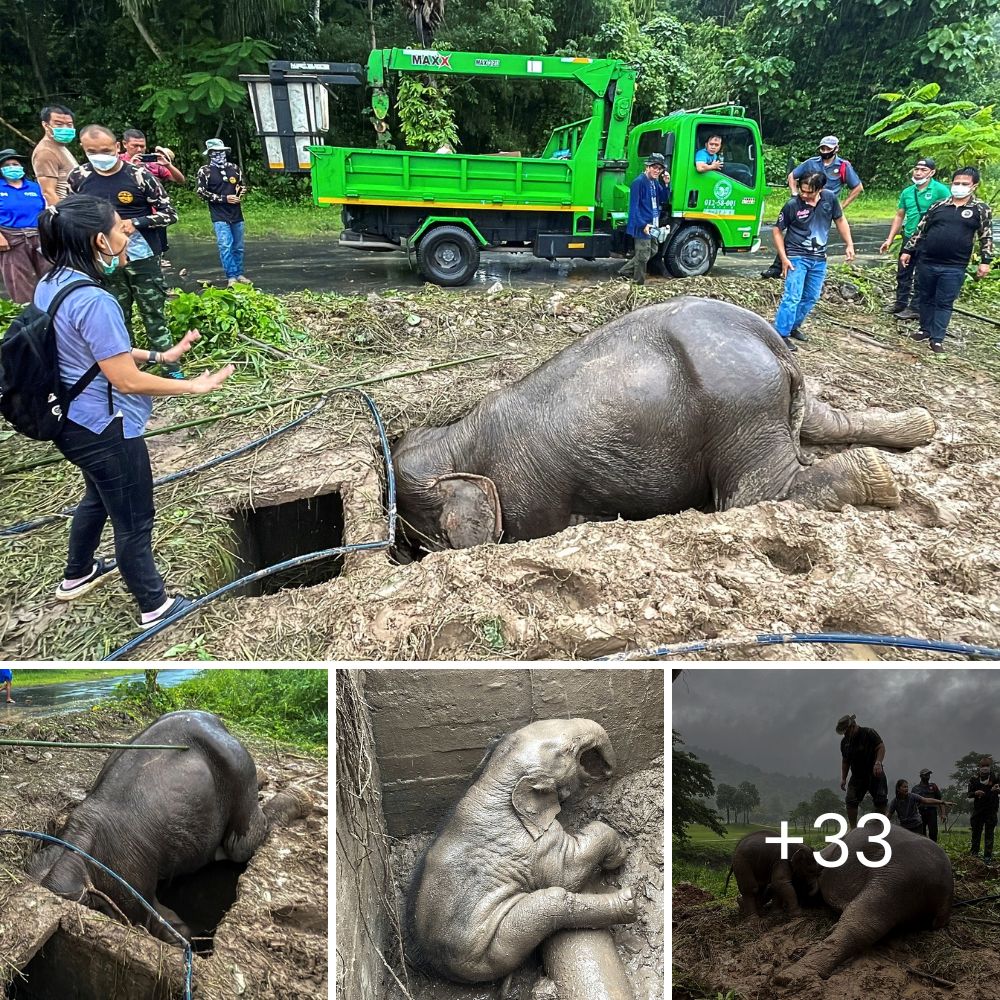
[665,224,717,278]
[416,225,480,286]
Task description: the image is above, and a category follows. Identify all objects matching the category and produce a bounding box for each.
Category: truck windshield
[695,124,757,189]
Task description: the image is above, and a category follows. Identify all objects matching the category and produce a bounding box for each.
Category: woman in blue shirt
[0,148,49,304]
[35,194,234,626]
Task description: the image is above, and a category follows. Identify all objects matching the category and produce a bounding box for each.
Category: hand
[161,329,200,364]
[899,253,911,268]
[976,263,991,279]
[781,257,794,277]
[845,244,856,262]
[840,780,847,791]
[130,154,143,166]
[879,239,892,254]
[0,234,9,252]
[226,194,240,204]
[663,171,670,184]
[188,364,236,394]
[156,152,169,165]
[119,219,137,235]
[976,790,985,798]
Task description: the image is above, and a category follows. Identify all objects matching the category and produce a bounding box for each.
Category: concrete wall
[335,670,393,1000]
[365,669,664,836]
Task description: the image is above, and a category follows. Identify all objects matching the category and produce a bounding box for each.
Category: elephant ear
[433,474,503,549]
[511,775,561,840]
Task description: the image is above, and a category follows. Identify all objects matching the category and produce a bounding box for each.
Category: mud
[385,766,664,1000]
[672,867,1000,1000]
[0,709,328,1000]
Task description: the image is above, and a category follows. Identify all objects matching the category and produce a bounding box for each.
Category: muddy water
[163,223,891,297]
[0,668,203,719]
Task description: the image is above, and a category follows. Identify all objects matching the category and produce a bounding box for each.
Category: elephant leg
[770,862,801,916]
[485,886,637,977]
[801,397,936,450]
[785,448,900,511]
[263,786,313,829]
[558,822,627,891]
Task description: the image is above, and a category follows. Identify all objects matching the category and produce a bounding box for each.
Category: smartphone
[139,153,159,162]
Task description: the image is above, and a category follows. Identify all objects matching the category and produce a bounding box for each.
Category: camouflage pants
[106,254,178,373]
[618,236,656,283]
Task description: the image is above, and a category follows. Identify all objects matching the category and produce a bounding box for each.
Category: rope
[102,388,395,661]
[0,829,192,1000]
[598,631,1000,661]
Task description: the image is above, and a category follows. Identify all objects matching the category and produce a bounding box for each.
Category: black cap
[0,148,27,163]
[914,157,936,170]
[645,153,666,167]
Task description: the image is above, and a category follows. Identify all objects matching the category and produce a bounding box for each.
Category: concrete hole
[6,928,177,1000]
[156,858,249,956]
[230,491,345,595]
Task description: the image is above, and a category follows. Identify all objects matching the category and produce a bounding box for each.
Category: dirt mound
[672,883,716,909]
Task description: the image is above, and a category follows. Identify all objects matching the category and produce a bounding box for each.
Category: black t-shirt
[912,199,992,267]
[775,189,843,259]
[73,164,155,223]
[841,726,882,779]
[196,163,246,224]
[968,773,1000,817]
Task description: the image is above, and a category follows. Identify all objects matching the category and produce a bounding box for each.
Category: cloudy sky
[673,669,999,785]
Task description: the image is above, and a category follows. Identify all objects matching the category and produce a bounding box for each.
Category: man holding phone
[120,129,185,266]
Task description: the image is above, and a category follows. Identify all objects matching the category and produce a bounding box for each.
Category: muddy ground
[382,765,664,1000]
[3,272,998,660]
[0,708,328,999]
[672,859,1000,1000]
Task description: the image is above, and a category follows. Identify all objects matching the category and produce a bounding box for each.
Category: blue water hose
[0,396,330,540]
[103,389,395,662]
[0,829,192,1000]
[598,631,1000,660]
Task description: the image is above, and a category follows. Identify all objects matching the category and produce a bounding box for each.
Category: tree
[716,783,737,824]
[952,750,997,784]
[791,800,812,832]
[939,783,969,830]
[673,732,727,842]
[403,0,445,44]
[737,780,760,824]
[810,788,846,833]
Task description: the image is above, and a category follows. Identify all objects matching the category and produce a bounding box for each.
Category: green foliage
[396,78,460,151]
[674,731,727,842]
[0,299,24,324]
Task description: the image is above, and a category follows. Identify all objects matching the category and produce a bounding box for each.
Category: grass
[106,667,328,755]
[10,669,140,687]
[763,186,900,223]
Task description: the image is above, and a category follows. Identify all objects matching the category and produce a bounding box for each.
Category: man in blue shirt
[762,134,863,278]
[0,149,49,303]
[617,154,665,285]
[695,134,724,173]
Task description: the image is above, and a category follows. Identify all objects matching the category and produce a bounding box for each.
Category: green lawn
[11,669,143,687]
[763,187,899,223]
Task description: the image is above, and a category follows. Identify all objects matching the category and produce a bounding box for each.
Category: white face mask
[87,153,119,172]
[912,174,930,187]
[951,183,972,199]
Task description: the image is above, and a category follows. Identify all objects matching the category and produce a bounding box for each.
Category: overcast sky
[673,669,999,786]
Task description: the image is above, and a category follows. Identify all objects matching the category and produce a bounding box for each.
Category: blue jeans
[213,220,245,279]
[916,261,965,343]
[55,417,167,613]
[774,256,827,336]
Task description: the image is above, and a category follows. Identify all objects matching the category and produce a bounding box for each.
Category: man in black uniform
[900,165,993,354]
[196,137,248,286]
[968,756,1000,864]
[836,713,888,828]
[68,124,181,376]
[912,767,944,841]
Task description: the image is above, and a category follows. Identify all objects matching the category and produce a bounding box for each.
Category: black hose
[102,389,395,661]
[954,893,1000,908]
[0,397,329,540]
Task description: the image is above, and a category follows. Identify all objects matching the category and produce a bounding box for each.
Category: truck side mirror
[663,132,675,173]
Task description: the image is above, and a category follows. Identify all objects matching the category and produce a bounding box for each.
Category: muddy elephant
[405,718,637,983]
[726,829,812,919]
[776,825,953,984]
[28,710,311,943]
[393,296,935,550]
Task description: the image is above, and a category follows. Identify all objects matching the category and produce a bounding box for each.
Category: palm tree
[403,0,446,45]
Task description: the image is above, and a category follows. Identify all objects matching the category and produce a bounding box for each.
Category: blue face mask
[52,126,76,143]
[1,165,24,181]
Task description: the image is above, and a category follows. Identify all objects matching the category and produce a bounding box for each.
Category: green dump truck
[243,49,768,285]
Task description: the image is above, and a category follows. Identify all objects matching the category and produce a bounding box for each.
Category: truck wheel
[416,226,480,286]
[665,225,717,278]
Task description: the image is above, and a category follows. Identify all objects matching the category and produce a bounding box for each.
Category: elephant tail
[724,864,734,894]
[774,346,811,467]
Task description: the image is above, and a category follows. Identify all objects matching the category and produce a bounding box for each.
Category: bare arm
[98,353,234,396]
[881,209,905,252]
[38,176,60,206]
[835,215,855,261]
[840,182,864,210]
[787,171,797,195]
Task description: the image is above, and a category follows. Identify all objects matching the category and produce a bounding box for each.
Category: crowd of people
[837,714,999,862]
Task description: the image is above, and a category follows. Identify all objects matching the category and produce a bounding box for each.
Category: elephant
[776,825,953,984]
[393,296,936,550]
[725,829,812,919]
[28,710,311,943]
[405,718,638,984]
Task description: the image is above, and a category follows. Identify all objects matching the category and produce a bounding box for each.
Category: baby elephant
[405,718,637,983]
[726,829,812,919]
[29,710,311,942]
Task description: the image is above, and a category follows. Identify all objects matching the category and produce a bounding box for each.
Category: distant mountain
[689,745,843,822]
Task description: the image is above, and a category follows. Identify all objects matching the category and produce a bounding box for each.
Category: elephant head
[789,843,822,898]
[482,718,616,840]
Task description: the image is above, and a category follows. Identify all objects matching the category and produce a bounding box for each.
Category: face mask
[96,236,123,276]
[52,126,76,143]
[912,174,929,187]
[951,183,972,198]
[820,149,836,160]
[1,165,24,181]
[88,153,119,172]
[209,150,229,168]
[980,768,991,777]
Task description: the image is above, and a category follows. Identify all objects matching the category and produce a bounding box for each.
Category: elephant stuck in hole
[393,296,936,550]
[405,718,638,984]
[28,711,311,943]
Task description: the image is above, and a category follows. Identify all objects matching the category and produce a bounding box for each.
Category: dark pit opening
[231,492,345,596]
[7,928,176,1000]
[156,859,248,957]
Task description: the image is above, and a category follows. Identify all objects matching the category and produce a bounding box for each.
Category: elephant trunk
[576,721,616,780]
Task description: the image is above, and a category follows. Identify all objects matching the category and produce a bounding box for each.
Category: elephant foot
[774,961,820,988]
[264,785,313,828]
[867,406,936,449]
[788,448,900,511]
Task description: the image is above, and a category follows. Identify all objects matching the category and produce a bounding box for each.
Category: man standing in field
[968,757,999,864]
[837,713,887,828]
[0,667,14,704]
[31,105,79,207]
[196,138,249,287]
[912,767,945,842]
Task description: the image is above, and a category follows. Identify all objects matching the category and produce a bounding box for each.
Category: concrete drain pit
[230,491,345,595]
[156,859,249,956]
[6,927,176,1000]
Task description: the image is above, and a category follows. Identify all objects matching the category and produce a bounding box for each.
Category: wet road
[0,668,203,719]
[163,222,892,297]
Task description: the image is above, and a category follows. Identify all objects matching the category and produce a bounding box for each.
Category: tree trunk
[368,0,376,50]
[128,9,166,62]
[21,11,50,101]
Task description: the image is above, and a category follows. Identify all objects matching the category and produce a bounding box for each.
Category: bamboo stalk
[0,739,188,751]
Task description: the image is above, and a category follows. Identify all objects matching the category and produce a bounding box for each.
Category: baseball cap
[819,135,839,149]
[645,153,666,167]
[914,157,936,170]
[919,768,932,777]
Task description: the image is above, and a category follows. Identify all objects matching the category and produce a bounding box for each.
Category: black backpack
[0,278,107,441]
